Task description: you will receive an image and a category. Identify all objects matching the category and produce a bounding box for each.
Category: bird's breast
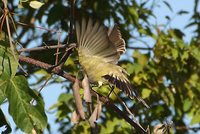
[79,54,109,84]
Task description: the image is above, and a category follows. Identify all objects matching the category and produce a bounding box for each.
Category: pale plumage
[76,18,149,108]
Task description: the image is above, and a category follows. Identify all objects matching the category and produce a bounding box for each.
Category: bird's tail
[103,74,150,108]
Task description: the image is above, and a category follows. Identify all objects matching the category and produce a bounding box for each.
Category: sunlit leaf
[128,7,138,20]
[142,88,152,99]
[191,47,200,62]
[20,0,28,2]
[183,99,192,112]
[34,69,49,75]
[171,48,178,59]
[191,111,200,124]
[29,1,44,9]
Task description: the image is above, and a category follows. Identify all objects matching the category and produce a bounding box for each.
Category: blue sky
[0,1,199,134]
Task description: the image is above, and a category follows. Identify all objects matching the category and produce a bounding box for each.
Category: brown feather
[108,25,126,54]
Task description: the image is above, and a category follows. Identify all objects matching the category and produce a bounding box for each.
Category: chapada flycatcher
[76,18,149,108]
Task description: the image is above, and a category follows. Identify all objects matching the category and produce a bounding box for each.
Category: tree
[0,0,200,133]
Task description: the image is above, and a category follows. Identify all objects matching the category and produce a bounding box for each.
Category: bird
[75,18,149,108]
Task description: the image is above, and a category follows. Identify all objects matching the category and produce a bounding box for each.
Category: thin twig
[38,74,53,93]
[50,43,76,68]
[0,7,6,31]
[55,30,61,65]
[16,22,57,33]
[30,74,52,105]
[112,90,138,122]
[19,44,68,52]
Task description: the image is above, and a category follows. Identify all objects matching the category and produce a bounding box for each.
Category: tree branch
[127,46,153,50]
[19,55,76,82]
[19,44,67,52]
[16,21,57,32]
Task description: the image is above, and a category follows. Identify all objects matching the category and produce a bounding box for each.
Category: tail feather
[103,74,149,108]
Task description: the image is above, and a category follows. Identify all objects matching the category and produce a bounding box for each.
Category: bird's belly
[79,56,108,84]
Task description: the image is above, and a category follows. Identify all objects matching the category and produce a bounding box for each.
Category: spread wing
[76,18,120,63]
[108,25,126,54]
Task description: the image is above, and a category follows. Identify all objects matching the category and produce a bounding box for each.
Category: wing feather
[108,25,126,54]
[76,21,81,43]
[80,19,87,47]
[81,18,93,48]
[76,19,119,63]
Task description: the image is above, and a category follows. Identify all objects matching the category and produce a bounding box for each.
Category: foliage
[0,0,200,133]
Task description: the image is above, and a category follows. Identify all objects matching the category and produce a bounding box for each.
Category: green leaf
[183,99,192,111]
[183,99,192,112]
[58,93,74,103]
[72,121,90,134]
[132,64,143,74]
[191,47,200,62]
[0,41,18,80]
[20,0,28,2]
[142,88,152,99]
[0,108,12,133]
[126,63,134,74]
[191,111,200,125]
[181,51,189,62]
[100,117,130,133]
[0,79,7,104]
[2,75,47,133]
[128,7,139,20]
[49,93,74,121]
[0,82,6,104]
[171,48,178,59]
[138,28,147,35]
[29,1,44,9]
